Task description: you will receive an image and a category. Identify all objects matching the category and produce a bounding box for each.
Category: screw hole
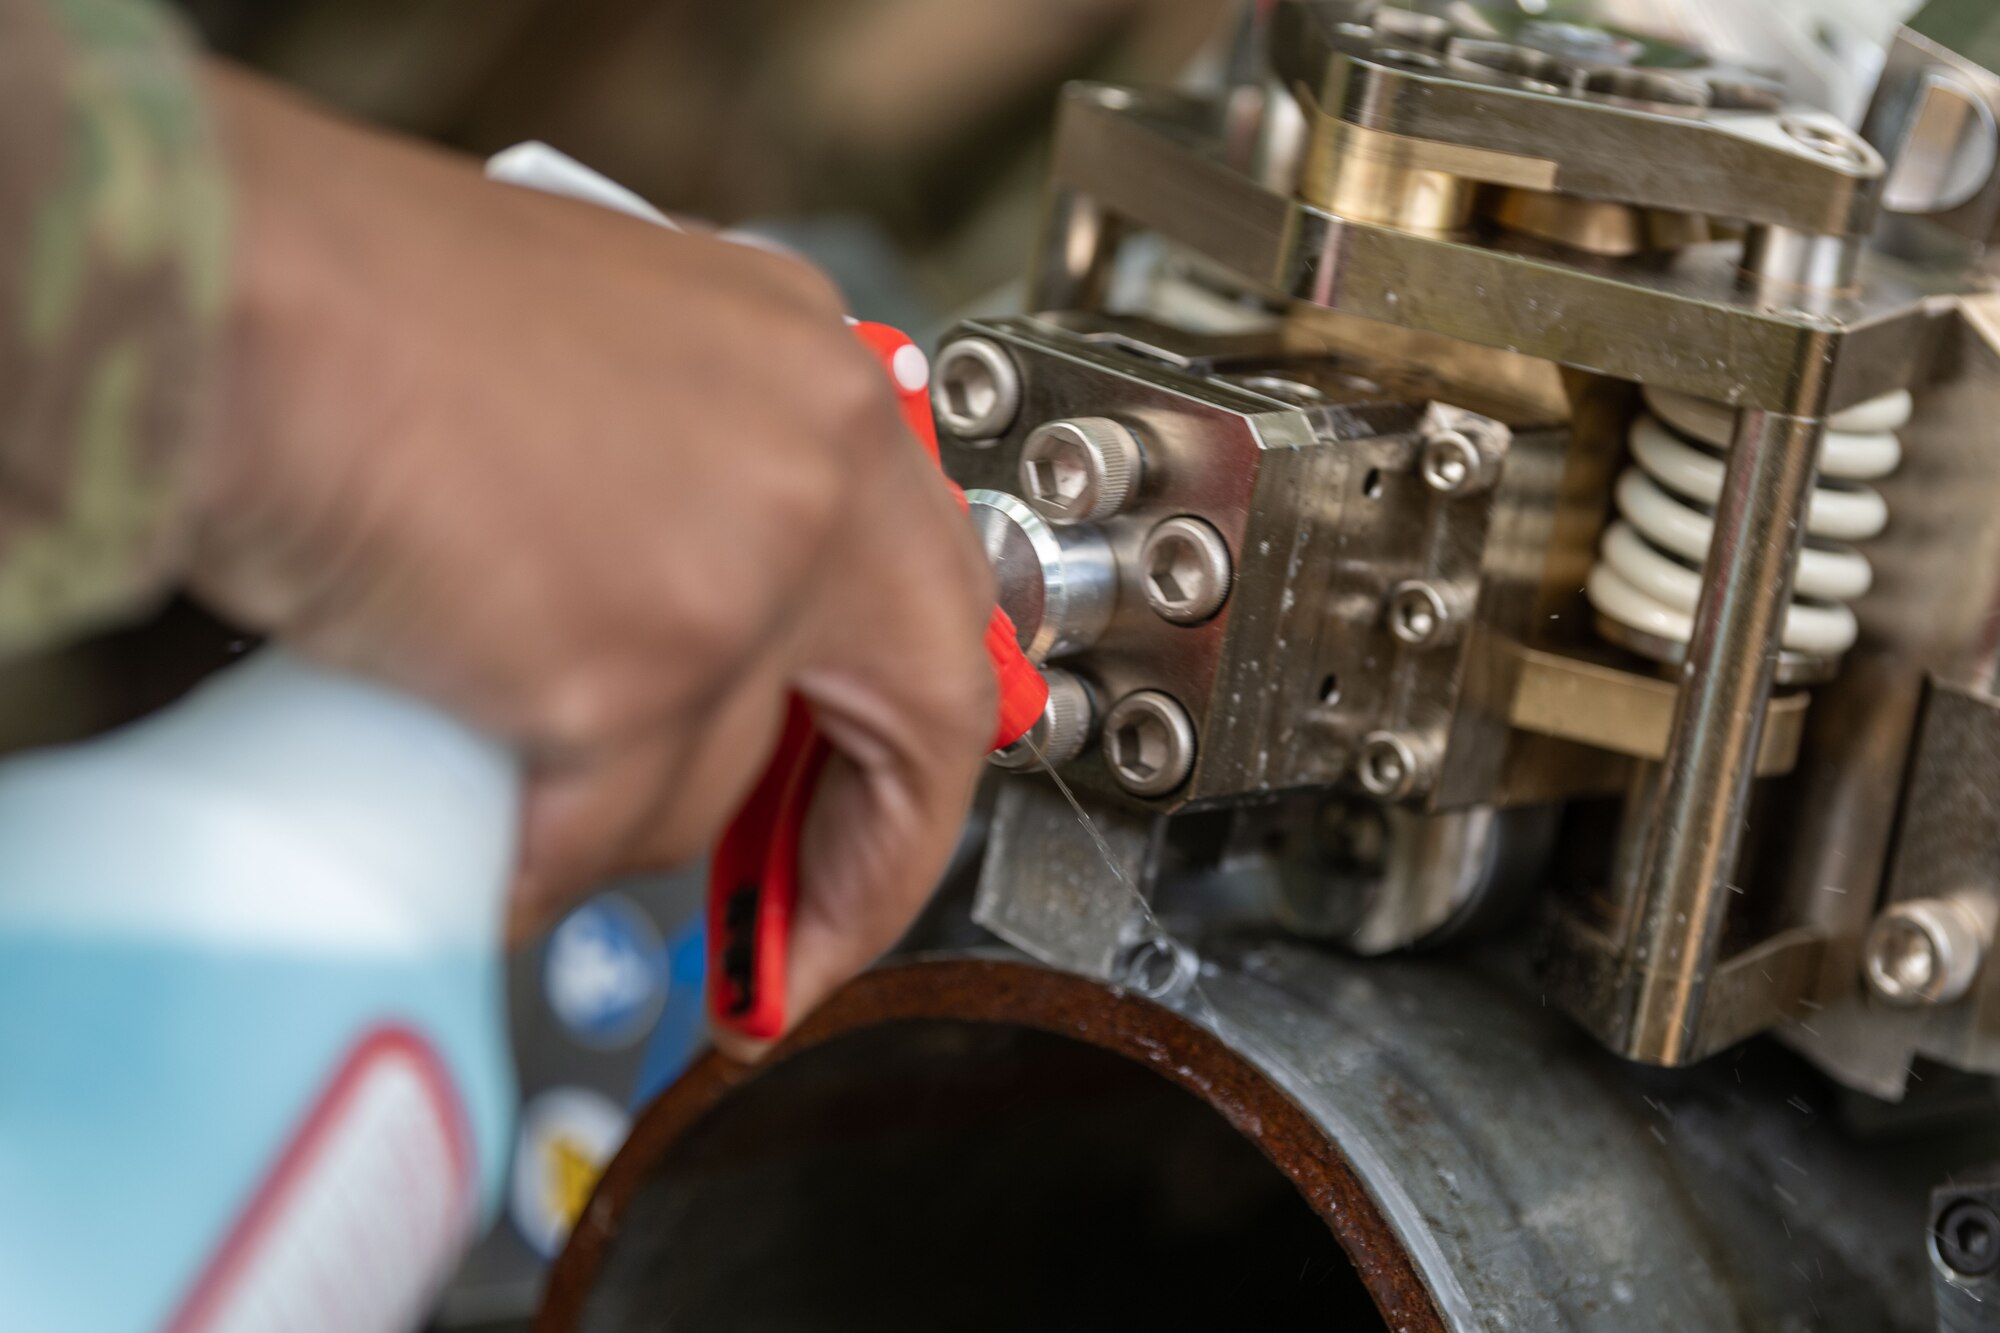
[1147,547,1191,608]
[945,375,978,419]
[1362,468,1383,499]
[1113,719,1160,781]
[1318,674,1342,706]
[932,338,1020,442]
[1938,1199,2000,1278]
[1128,939,1177,992]
[942,362,994,425]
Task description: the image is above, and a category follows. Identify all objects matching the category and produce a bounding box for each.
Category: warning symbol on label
[542,894,668,1050]
[509,1087,630,1261]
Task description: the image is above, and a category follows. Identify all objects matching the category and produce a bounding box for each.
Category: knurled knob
[1019,417,1143,524]
[989,668,1096,771]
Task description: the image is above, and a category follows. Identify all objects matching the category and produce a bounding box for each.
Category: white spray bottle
[0,144,685,1333]
[0,652,520,1332]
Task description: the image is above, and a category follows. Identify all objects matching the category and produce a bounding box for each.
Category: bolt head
[1387,581,1450,646]
[1103,690,1197,797]
[1019,418,1140,523]
[1141,517,1232,625]
[1419,431,1484,493]
[1119,936,1195,999]
[1864,896,1988,1006]
[1875,919,1940,993]
[1357,733,1421,800]
[1937,1199,2000,1278]
[931,337,1020,442]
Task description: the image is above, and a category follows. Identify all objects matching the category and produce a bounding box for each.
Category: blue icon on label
[631,921,709,1108]
[542,895,667,1050]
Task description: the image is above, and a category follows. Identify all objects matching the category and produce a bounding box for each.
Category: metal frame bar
[1034,87,1931,412]
[1023,86,1929,1063]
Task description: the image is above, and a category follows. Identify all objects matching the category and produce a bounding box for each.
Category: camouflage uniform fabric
[0,0,226,660]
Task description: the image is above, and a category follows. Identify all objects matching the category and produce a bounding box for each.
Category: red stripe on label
[165,1027,475,1333]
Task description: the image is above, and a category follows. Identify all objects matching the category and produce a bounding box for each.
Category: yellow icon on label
[510,1087,631,1259]
[546,1132,602,1231]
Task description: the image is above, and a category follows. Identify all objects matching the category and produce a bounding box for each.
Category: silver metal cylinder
[966,489,1117,662]
[1619,407,1826,1064]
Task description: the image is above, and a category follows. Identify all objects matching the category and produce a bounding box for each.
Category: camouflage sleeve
[0,0,227,659]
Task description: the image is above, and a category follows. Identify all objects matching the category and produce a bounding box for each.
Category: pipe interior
[575,1018,1389,1331]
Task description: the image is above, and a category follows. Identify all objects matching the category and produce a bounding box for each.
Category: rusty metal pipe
[537,943,1981,1332]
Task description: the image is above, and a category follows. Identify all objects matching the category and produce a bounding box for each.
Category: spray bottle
[0,652,519,1331]
[0,145,710,1333]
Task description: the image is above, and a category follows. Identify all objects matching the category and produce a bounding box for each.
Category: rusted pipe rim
[535,955,1446,1332]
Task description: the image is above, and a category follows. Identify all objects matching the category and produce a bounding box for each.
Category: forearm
[0,0,227,659]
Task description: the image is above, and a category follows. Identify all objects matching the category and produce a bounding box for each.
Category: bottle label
[164,1028,476,1333]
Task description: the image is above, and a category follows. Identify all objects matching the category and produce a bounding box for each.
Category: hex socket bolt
[1356,732,1426,801]
[1419,429,1487,494]
[1104,690,1197,797]
[1863,895,1992,1006]
[1141,517,1232,625]
[1936,1198,2000,1278]
[1019,417,1143,523]
[931,337,1021,442]
[990,668,1096,771]
[1387,581,1451,646]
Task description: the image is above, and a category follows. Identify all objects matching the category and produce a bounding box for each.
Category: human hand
[192,67,997,1051]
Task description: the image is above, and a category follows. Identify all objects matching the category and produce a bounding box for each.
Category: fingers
[719,426,993,1049]
[510,655,795,936]
[510,741,679,939]
[796,738,977,1024]
[704,717,983,1064]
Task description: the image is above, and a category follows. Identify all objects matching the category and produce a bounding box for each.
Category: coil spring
[1586,385,1909,661]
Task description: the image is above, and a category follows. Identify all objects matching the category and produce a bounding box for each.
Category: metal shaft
[1620,407,1826,1063]
[1741,224,1859,295]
